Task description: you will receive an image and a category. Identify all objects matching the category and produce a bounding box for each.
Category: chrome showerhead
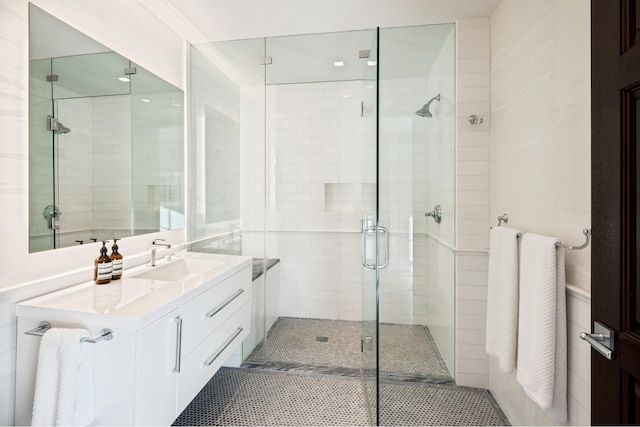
[415,94,441,118]
[47,116,71,134]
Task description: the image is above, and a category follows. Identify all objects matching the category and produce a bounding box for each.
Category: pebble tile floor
[247,317,451,379]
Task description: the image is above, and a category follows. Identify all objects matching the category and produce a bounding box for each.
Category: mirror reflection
[29,4,185,253]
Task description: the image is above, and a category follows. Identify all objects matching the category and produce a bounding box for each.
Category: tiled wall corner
[454,17,491,389]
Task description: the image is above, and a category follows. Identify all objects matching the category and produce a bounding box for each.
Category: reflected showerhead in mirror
[415,94,441,118]
[47,116,71,134]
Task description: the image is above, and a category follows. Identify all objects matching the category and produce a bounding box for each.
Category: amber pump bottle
[94,241,113,285]
[111,238,123,280]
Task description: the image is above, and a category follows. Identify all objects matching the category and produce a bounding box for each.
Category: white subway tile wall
[241,76,438,324]
[130,92,184,232]
[91,96,132,232]
[453,17,492,388]
[190,45,246,240]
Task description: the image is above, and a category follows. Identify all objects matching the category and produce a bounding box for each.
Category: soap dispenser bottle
[110,238,123,280]
[94,241,113,285]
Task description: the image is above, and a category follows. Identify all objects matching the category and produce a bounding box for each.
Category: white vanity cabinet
[15,253,251,426]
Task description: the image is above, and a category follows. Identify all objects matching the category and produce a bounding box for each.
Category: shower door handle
[378,226,389,269]
[361,225,376,269]
[361,225,390,269]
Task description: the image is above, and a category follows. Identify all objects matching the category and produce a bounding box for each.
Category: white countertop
[15,252,252,330]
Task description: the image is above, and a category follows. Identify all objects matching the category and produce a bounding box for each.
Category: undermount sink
[132,257,221,282]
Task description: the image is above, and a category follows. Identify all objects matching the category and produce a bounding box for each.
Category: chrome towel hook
[496,213,508,226]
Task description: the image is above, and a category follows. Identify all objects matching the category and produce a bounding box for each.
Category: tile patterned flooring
[174,368,510,426]
[174,317,510,426]
[247,317,452,381]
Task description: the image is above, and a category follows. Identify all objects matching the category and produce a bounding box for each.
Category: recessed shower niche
[324,183,376,212]
[28,5,185,253]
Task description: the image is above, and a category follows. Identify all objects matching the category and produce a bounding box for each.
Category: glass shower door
[375,23,456,424]
[360,29,379,425]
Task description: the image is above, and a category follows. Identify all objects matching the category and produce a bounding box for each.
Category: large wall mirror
[29,4,185,253]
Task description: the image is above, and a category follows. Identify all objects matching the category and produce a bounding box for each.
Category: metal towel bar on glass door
[24,321,115,343]
[493,213,592,251]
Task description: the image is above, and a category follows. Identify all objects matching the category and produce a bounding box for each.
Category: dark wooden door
[592,0,640,424]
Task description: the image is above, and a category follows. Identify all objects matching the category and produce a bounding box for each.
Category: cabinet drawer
[180,266,251,356]
[177,301,251,412]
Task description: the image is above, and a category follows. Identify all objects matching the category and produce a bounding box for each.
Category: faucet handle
[152,238,166,244]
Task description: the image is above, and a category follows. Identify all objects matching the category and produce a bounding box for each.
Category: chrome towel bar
[24,321,115,343]
[493,213,591,251]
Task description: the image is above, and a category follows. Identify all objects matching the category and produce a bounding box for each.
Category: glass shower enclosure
[189,24,455,424]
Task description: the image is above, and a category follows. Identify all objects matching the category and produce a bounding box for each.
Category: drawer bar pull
[206,289,245,318]
[173,317,183,373]
[204,327,244,366]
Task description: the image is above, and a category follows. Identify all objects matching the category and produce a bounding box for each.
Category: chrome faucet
[150,239,171,266]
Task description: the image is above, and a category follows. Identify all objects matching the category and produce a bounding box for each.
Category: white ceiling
[145,0,499,83]
[154,0,501,43]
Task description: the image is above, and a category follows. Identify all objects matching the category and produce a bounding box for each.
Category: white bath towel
[31,328,95,426]
[516,233,567,422]
[486,226,521,373]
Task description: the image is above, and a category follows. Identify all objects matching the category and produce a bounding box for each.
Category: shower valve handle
[425,205,442,224]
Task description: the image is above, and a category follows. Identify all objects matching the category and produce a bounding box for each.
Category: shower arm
[426,94,440,109]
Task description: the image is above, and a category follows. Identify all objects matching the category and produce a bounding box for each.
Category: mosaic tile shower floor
[173,368,510,426]
[246,317,451,380]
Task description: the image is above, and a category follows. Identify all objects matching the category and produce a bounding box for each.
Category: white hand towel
[32,328,95,426]
[516,233,567,422]
[486,226,521,373]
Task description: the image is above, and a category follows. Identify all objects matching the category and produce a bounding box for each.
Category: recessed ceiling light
[141,99,151,103]
[333,60,345,67]
[118,76,130,82]
[367,60,377,67]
